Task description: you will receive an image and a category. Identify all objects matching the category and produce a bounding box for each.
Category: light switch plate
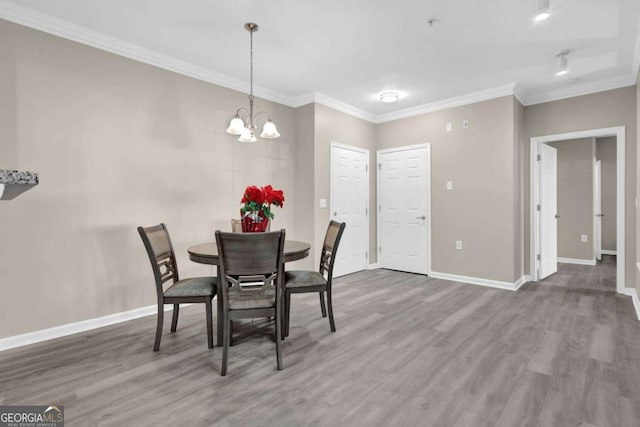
[456,240,463,250]
[446,181,453,191]
[446,122,453,132]
[581,234,588,242]
[319,198,327,208]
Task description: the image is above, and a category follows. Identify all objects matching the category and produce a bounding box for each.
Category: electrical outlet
[446,181,453,191]
[319,199,327,208]
[581,234,588,242]
[456,240,463,250]
[446,122,453,132]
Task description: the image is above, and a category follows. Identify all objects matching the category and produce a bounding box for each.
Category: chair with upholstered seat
[138,223,216,352]
[215,229,286,376]
[283,221,346,338]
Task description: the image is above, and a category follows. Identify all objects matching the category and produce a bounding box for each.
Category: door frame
[330,142,370,272]
[529,126,625,294]
[376,143,432,275]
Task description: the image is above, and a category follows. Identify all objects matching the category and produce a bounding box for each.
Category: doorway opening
[530,127,625,293]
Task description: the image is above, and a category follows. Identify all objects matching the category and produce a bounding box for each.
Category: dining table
[188,239,311,346]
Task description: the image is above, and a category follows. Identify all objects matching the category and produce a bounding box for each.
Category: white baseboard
[622,288,640,321]
[557,257,597,266]
[601,250,617,256]
[367,263,379,270]
[0,303,185,352]
[429,271,528,292]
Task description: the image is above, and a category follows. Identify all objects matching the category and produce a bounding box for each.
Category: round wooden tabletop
[188,240,311,265]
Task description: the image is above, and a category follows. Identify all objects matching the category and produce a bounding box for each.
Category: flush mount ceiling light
[226,23,280,142]
[380,92,399,103]
[555,50,570,76]
[534,0,550,21]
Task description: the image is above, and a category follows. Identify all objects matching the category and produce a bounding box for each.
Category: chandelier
[226,23,280,142]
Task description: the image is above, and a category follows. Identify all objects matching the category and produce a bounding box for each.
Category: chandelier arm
[253,111,271,125]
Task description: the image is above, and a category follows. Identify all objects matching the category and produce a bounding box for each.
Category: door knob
[555,214,560,219]
[596,213,604,217]
[333,212,337,217]
[417,215,426,220]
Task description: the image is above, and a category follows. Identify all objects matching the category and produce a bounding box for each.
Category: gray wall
[596,137,617,252]
[376,96,521,283]
[523,87,637,289]
[313,104,377,264]
[548,138,595,261]
[0,19,303,338]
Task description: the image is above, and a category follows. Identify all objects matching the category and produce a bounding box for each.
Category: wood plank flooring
[1,256,638,426]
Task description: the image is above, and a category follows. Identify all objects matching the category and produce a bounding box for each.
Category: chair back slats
[319,221,346,277]
[138,224,179,292]
[215,230,286,304]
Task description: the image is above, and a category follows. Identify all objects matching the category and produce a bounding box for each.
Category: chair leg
[153,303,164,352]
[229,320,234,347]
[283,291,291,338]
[276,307,283,370]
[221,313,230,376]
[205,299,213,349]
[170,304,179,332]
[319,291,327,318]
[327,291,336,332]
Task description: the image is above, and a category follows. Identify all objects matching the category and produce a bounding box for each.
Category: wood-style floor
[1,256,638,426]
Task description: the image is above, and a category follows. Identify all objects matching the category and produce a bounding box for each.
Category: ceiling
[1,0,639,122]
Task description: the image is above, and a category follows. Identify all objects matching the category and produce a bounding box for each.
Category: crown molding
[1,0,639,121]
[520,75,637,106]
[0,0,302,108]
[311,92,378,123]
[374,84,517,124]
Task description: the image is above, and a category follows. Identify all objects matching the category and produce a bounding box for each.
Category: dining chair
[138,223,216,352]
[230,219,243,233]
[283,221,346,338]
[215,229,286,376]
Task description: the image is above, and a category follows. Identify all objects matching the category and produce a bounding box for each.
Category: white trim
[521,76,636,106]
[312,92,378,123]
[330,142,370,277]
[601,250,617,256]
[622,287,640,321]
[530,126,626,294]
[557,257,597,266]
[0,303,186,352]
[375,84,517,123]
[0,0,637,123]
[430,272,526,291]
[0,0,300,108]
[367,263,379,270]
[377,144,432,275]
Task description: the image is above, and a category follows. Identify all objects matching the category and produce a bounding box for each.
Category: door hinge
[379,247,381,253]
[366,251,368,259]
[537,154,541,161]
[366,164,368,172]
[378,163,382,170]
[365,208,368,215]
[537,204,541,211]
[537,254,541,261]
[378,205,381,212]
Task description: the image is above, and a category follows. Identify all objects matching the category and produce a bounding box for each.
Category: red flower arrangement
[240,185,285,231]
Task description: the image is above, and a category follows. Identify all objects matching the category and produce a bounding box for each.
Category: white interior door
[330,144,369,277]
[538,143,558,279]
[378,145,430,275]
[595,160,602,261]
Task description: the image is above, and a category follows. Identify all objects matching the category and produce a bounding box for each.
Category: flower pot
[241,215,270,232]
